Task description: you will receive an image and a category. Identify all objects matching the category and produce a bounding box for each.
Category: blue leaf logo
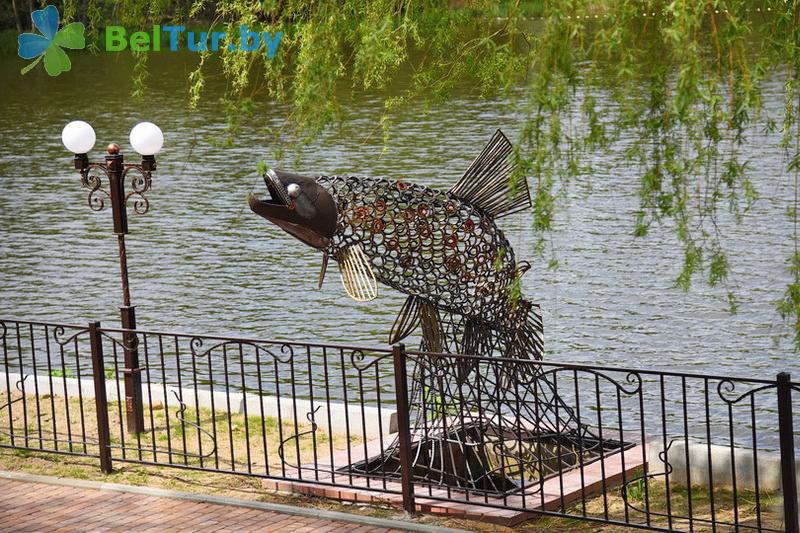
[18,5,86,76]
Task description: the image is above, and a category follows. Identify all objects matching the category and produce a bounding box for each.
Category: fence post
[778,372,798,533]
[392,343,415,514]
[89,321,113,473]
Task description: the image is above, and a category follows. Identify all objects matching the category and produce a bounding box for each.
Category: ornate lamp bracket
[75,153,155,216]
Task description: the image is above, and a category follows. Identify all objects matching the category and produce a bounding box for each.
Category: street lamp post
[62,120,164,435]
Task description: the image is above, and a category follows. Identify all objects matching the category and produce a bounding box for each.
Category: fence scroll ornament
[0,375,30,441]
[188,336,294,364]
[170,390,217,460]
[248,130,623,494]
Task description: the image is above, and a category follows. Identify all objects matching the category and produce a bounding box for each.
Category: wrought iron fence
[0,317,797,533]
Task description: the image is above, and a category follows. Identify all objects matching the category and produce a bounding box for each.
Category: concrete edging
[646,438,800,492]
[0,469,470,533]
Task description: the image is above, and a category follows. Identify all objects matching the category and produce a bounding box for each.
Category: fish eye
[287,183,301,199]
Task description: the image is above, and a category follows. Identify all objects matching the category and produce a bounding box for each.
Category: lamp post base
[120,305,145,434]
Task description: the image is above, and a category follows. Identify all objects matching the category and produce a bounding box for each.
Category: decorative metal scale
[248,130,623,495]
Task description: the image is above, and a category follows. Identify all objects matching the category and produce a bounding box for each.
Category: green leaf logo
[17,5,85,76]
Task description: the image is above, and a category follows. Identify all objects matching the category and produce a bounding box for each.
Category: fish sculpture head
[248,168,338,250]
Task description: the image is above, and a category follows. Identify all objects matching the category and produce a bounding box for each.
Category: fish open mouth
[248,168,336,250]
[262,168,292,206]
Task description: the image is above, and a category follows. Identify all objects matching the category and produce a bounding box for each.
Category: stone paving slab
[0,471,468,533]
[263,442,646,526]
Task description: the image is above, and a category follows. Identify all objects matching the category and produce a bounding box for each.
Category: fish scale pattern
[318,175,518,321]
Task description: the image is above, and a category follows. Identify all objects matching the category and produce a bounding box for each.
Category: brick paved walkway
[0,478,410,532]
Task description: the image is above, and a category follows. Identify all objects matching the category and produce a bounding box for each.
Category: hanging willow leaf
[60,0,800,349]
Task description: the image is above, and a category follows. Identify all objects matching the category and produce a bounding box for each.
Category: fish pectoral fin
[389,295,422,344]
[336,244,378,302]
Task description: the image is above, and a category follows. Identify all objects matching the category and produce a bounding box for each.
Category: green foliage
[422,385,457,420]
[9,0,799,348]
[507,274,523,307]
[625,476,647,504]
[49,368,75,378]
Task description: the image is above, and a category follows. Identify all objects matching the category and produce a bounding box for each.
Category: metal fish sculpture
[248,130,543,360]
[248,131,611,493]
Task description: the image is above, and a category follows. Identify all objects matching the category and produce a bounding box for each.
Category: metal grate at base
[340,423,632,498]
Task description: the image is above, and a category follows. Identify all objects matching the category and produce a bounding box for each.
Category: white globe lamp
[129,122,164,156]
[61,120,96,154]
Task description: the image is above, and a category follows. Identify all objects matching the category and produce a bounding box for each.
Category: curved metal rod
[53,326,89,347]
[121,165,152,215]
[84,162,108,172]
[0,375,30,413]
[621,439,676,518]
[78,162,153,216]
[79,163,111,212]
[170,390,216,459]
[55,328,138,353]
[533,366,643,396]
[99,331,139,352]
[277,406,321,470]
[717,380,777,405]
[189,337,294,364]
[121,164,152,190]
[348,349,393,371]
[124,191,150,216]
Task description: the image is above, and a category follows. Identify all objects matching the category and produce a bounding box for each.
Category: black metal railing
[0,318,797,533]
[399,349,799,532]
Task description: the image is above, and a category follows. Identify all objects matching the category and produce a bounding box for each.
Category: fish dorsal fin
[389,295,422,344]
[450,129,531,219]
[336,244,378,302]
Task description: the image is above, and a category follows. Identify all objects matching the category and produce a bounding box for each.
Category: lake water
[0,50,796,383]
